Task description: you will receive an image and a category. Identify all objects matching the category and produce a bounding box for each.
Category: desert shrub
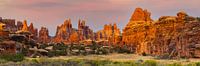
[47,50,56,57]
[143,60,157,66]
[21,47,29,56]
[114,45,132,53]
[91,60,112,66]
[0,53,25,62]
[38,44,48,49]
[0,59,7,64]
[197,17,200,22]
[196,62,200,66]
[47,50,67,57]
[96,47,110,55]
[158,53,170,59]
[142,52,147,56]
[53,43,68,50]
[168,63,183,66]
[186,63,196,66]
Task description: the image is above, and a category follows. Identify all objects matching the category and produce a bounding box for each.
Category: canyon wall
[122,8,200,58]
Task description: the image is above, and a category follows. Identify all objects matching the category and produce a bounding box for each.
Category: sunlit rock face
[151,11,200,58]
[53,19,75,43]
[53,19,95,44]
[0,23,9,38]
[21,20,29,32]
[38,27,49,43]
[123,7,200,58]
[130,7,152,21]
[96,23,121,45]
[122,7,154,54]
[68,31,79,43]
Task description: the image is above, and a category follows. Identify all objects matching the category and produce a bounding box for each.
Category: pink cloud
[0,0,199,35]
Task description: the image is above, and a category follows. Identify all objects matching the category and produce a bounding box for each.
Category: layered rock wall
[122,7,200,58]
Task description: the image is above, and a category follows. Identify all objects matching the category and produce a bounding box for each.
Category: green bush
[143,60,157,66]
[167,63,183,66]
[196,62,200,66]
[0,53,25,62]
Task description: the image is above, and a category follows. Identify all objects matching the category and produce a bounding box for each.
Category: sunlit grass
[0,58,200,66]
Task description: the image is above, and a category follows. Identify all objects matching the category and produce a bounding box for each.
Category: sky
[0,0,200,36]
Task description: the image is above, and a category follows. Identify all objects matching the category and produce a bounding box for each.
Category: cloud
[0,0,199,35]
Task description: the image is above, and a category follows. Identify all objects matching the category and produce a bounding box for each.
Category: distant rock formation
[0,19,17,32]
[96,23,121,45]
[53,19,94,44]
[38,27,49,43]
[21,20,29,32]
[0,7,200,59]
[78,19,94,41]
[17,21,23,30]
[28,23,38,39]
[53,19,76,43]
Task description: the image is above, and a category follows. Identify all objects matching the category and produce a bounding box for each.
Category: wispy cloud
[0,0,199,35]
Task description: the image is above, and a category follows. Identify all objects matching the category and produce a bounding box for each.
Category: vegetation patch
[0,53,25,62]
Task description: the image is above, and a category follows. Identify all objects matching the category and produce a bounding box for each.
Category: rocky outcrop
[130,7,152,21]
[28,23,38,39]
[1,19,17,32]
[53,19,94,44]
[122,8,154,54]
[96,23,121,45]
[53,19,76,43]
[21,20,29,32]
[17,21,23,30]
[78,19,94,41]
[69,31,79,43]
[151,11,199,58]
[38,27,49,43]
[123,7,200,58]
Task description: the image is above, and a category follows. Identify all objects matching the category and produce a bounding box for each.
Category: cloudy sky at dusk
[0,0,199,36]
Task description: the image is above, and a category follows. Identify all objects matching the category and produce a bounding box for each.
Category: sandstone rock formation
[123,7,200,58]
[17,21,23,30]
[69,32,79,43]
[53,19,94,44]
[78,19,94,41]
[38,27,49,43]
[28,23,38,39]
[21,20,29,32]
[0,19,17,32]
[96,23,121,45]
[123,8,154,54]
[151,11,200,58]
[53,19,76,43]
[130,8,152,21]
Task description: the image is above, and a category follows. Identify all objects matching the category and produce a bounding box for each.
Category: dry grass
[1,53,200,66]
